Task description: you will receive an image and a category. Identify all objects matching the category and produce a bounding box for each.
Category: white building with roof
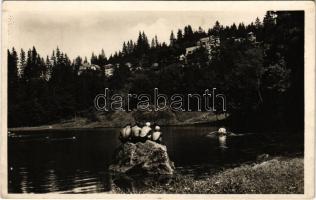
[184,35,220,57]
[78,63,101,75]
[104,64,114,77]
[185,46,200,56]
[247,32,256,42]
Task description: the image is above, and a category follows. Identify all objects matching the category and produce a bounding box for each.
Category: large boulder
[109,140,175,175]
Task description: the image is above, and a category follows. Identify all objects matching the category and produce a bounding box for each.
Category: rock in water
[109,140,175,175]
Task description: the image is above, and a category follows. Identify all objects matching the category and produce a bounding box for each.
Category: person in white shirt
[119,124,132,143]
[151,125,162,144]
[140,122,152,143]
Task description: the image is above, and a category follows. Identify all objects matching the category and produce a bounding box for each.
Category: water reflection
[8,127,303,193]
[15,167,112,193]
[218,135,228,150]
[45,169,58,192]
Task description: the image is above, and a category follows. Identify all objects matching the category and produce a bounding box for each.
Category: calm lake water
[8,126,303,193]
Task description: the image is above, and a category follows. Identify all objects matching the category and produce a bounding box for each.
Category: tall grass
[112,157,303,194]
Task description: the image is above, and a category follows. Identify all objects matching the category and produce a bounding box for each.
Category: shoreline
[111,156,304,194]
[8,122,220,131]
[8,114,227,132]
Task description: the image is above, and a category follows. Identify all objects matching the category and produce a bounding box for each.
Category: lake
[8,126,303,193]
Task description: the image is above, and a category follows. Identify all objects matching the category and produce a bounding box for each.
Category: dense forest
[8,11,304,130]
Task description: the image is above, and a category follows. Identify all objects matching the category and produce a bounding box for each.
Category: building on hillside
[185,46,200,56]
[125,62,132,69]
[184,35,220,58]
[78,63,89,72]
[78,63,101,75]
[90,64,100,70]
[179,54,186,61]
[197,35,220,49]
[247,32,256,42]
[230,32,257,43]
[233,37,245,42]
[104,64,114,77]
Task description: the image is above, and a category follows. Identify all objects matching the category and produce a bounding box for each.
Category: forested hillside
[8,11,304,130]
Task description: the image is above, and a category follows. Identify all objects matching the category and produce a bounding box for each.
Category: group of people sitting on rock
[119,122,162,144]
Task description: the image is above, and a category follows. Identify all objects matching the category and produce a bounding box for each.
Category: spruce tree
[20,49,26,77]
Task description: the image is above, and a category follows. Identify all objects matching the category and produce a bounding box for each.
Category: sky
[6,3,267,60]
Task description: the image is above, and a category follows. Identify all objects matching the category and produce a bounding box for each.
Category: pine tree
[212,21,222,36]
[8,48,18,87]
[45,56,52,80]
[230,23,237,37]
[184,25,194,40]
[31,46,37,65]
[142,31,150,50]
[151,38,156,48]
[75,56,82,67]
[8,48,19,127]
[136,31,143,49]
[263,11,277,43]
[23,47,42,80]
[24,49,32,81]
[154,35,159,47]
[51,50,56,67]
[255,17,262,28]
[91,52,98,65]
[136,31,150,55]
[170,31,176,46]
[122,42,128,55]
[39,56,47,79]
[56,47,61,64]
[237,22,246,37]
[20,49,26,77]
[177,29,183,42]
[128,40,134,54]
[263,11,276,27]
[98,49,107,66]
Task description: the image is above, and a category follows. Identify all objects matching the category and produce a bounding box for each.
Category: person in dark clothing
[131,123,142,143]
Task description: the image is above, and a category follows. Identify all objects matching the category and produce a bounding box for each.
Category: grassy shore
[112,157,303,194]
